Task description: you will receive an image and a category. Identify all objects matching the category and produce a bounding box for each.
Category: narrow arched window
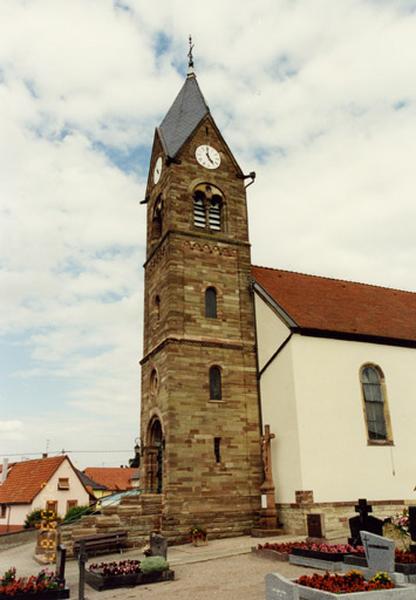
[208,195,222,231]
[209,366,222,400]
[205,287,217,318]
[193,190,206,228]
[152,195,163,239]
[154,295,160,322]
[360,365,388,441]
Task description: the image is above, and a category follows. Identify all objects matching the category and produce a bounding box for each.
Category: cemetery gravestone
[408,506,416,553]
[150,532,168,559]
[265,573,299,600]
[348,498,383,546]
[306,514,325,541]
[361,530,395,574]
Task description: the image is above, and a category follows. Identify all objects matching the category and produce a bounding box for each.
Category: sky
[1,0,416,469]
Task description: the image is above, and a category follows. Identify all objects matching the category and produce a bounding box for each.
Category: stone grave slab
[362,530,395,574]
[265,573,299,600]
[289,554,341,572]
[268,572,415,600]
[149,532,167,559]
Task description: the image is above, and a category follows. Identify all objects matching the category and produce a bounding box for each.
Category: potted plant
[190,526,207,546]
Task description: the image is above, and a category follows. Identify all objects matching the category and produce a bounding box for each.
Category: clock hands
[205,149,214,164]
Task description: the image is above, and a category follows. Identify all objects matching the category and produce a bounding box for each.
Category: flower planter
[0,590,69,600]
[297,584,412,599]
[267,572,415,600]
[344,554,416,575]
[251,546,289,561]
[85,569,174,591]
[192,536,208,547]
[292,548,347,562]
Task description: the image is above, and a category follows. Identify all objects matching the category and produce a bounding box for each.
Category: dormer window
[192,184,223,232]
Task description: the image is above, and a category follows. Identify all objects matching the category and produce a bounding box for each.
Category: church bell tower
[140,50,262,539]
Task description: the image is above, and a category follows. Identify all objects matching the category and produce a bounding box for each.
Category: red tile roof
[252,266,416,344]
[0,456,66,504]
[83,468,137,492]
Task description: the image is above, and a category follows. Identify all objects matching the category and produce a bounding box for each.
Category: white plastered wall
[255,294,291,370]
[255,293,302,503]
[291,334,416,503]
[33,459,89,518]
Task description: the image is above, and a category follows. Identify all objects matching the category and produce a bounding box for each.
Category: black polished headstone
[348,499,384,546]
[408,506,416,553]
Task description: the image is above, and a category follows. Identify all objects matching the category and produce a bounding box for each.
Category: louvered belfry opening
[208,195,222,230]
[193,190,206,228]
[192,183,223,232]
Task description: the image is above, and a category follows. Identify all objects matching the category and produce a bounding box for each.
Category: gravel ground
[0,540,314,600]
[83,554,311,600]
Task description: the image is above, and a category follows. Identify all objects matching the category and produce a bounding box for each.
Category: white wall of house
[0,458,89,529]
[256,292,416,506]
[0,504,28,528]
[33,459,89,518]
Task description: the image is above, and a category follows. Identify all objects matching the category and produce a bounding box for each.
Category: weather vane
[187,35,194,73]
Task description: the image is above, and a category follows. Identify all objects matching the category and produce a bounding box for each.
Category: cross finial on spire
[187,35,194,76]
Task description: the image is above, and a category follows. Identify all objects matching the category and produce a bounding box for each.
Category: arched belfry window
[193,190,206,228]
[152,195,163,240]
[209,366,222,401]
[360,365,391,442]
[193,184,223,232]
[205,287,217,318]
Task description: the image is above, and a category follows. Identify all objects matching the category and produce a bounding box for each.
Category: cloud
[0,420,24,441]
[1,0,416,466]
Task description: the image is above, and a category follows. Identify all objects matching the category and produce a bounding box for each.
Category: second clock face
[195,145,221,169]
[153,156,163,184]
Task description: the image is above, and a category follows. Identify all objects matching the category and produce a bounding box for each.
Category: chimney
[42,453,48,459]
[1,458,9,484]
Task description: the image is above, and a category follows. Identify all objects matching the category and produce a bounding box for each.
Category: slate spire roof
[157,73,209,158]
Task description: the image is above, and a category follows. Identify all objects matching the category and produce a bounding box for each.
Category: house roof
[158,73,209,158]
[0,456,66,504]
[76,469,108,495]
[252,265,416,345]
[83,468,138,492]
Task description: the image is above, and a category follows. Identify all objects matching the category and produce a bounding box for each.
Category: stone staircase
[60,493,163,558]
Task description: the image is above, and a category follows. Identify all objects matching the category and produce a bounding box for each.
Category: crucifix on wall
[258,424,278,530]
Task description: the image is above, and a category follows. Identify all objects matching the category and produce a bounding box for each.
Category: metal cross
[188,35,194,70]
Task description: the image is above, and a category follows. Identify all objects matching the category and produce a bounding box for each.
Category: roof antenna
[187,34,194,76]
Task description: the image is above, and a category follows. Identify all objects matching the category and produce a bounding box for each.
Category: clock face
[153,156,163,184]
[195,145,221,169]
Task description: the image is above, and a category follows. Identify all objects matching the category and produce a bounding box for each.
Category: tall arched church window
[192,184,224,232]
[209,366,222,401]
[152,195,163,239]
[205,287,217,318]
[360,365,391,442]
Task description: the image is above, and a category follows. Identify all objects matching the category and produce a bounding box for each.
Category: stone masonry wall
[277,499,408,538]
[139,112,263,538]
